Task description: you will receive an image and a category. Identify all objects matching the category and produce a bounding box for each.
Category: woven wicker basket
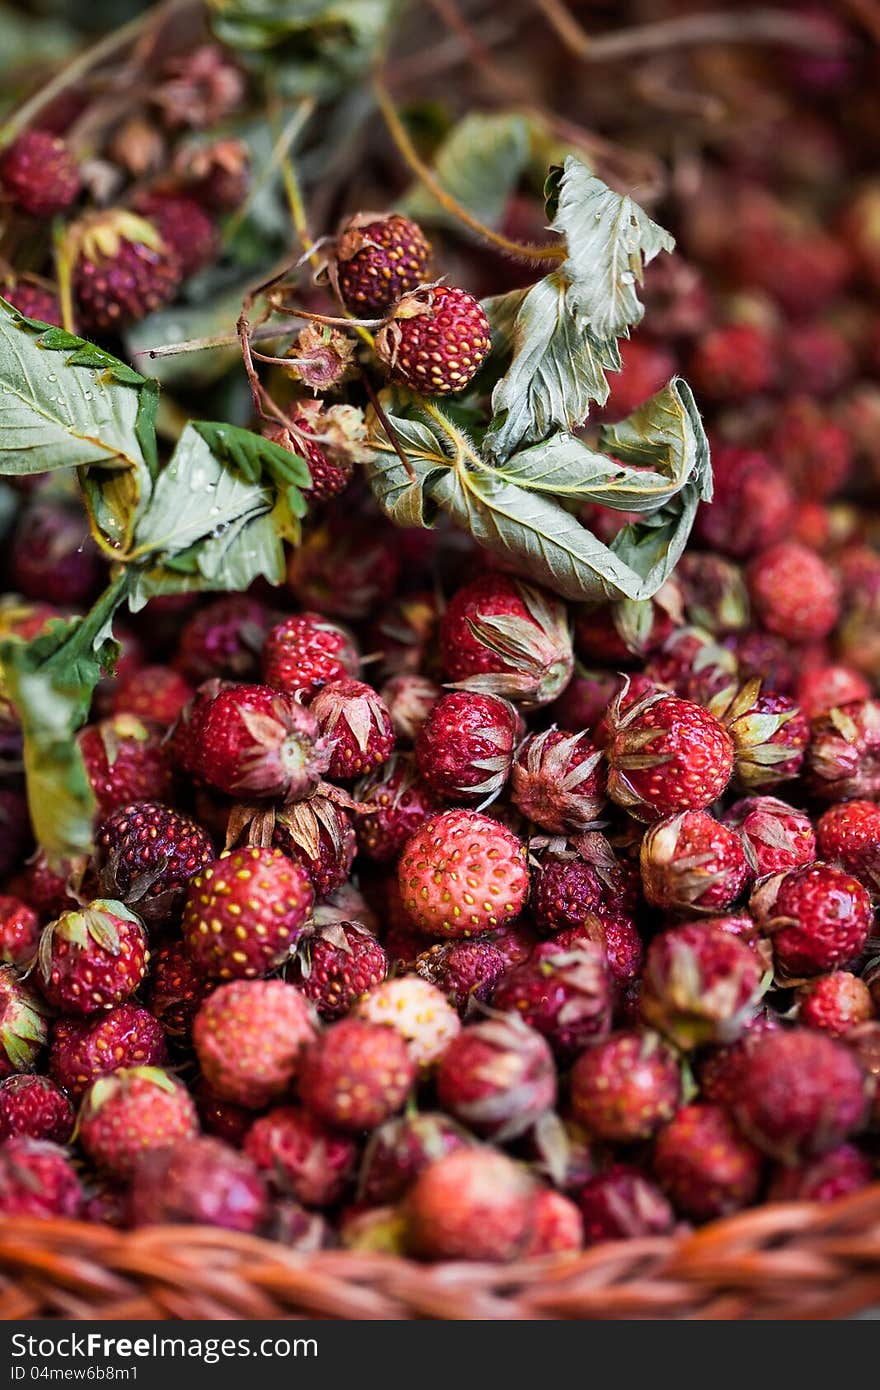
[2,1185,880,1319]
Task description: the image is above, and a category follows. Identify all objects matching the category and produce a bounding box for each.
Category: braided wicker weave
[2,1184,880,1319]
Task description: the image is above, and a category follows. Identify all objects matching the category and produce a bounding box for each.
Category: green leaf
[192,420,311,490]
[0,300,153,477]
[0,576,128,864]
[398,111,532,231]
[547,156,675,341]
[483,275,619,461]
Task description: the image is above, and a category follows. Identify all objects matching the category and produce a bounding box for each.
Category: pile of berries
[2,28,880,1267]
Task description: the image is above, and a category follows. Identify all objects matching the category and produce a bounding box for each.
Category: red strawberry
[553,912,645,992]
[415,691,516,803]
[310,677,394,780]
[640,810,753,915]
[182,847,313,980]
[244,1106,358,1205]
[111,665,193,726]
[493,941,612,1059]
[78,715,173,820]
[0,1138,83,1218]
[333,213,432,313]
[146,941,212,1040]
[0,967,48,1077]
[174,136,250,211]
[0,790,33,880]
[694,446,794,559]
[177,595,272,682]
[298,1017,415,1131]
[370,590,440,679]
[436,1011,553,1139]
[696,1011,780,1109]
[359,1111,471,1204]
[188,684,333,799]
[796,972,873,1037]
[688,322,777,401]
[574,587,679,668]
[49,1003,167,1101]
[440,574,573,707]
[261,611,360,699]
[0,278,62,326]
[816,799,880,898]
[78,1067,198,1179]
[289,918,387,1020]
[412,938,506,1013]
[770,395,852,500]
[797,664,870,719]
[193,978,317,1108]
[0,1075,73,1143]
[131,190,219,278]
[524,1190,584,1255]
[95,800,213,925]
[72,209,182,331]
[750,862,872,978]
[653,1103,763,1220]
[154,44,245,127]
[12,498,101,606]
[570,1031,681,1143]
[37,901,149,1015]
[530,851,604,934]
[676,552,750,635]
[747,541,840,642]
[403,1148,537,1262]
[262,401,365,503]
[599,337,676,421]
[731,1028,869,1161]
[549,667,623,734]
[768,1142,873,1203]
[711,681,809,791]
[272,796,357,898]
[397,808,529,938]
[577,1166,674,1243]
[375,284,491,395]
[728,630,796,695]
[193,1081,253,1146]
[129,1135,268,1233]
[640,923,765,1049]
[0,896,39,967]
[353,754,440,863]
[807,700,880,802]
[605,687,734,822]
[644,625,738,707]
[723,795,816,877]
[846,1023,880,1130]
[0,130,80,216]
[354,976,460,1069]
[287,518,400,621]
[380,674,442,743]
[510,728,605,833]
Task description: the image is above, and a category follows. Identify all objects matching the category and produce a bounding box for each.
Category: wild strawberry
[0,1075,73,1144]
[13,851,79,922]
[696,1011,780,1108]
[111,665,193,726]
[412,939,506,1013]
[272,796,356,898]
[188,684,332,800]
[0,1138,83,1218]
[299,1017,415,1131]
[353,755,439,863]
[748,541,840,643]
[244,1105,358,1206]
[0,790,32,881]
[193,1080,252,1145]
[807,700,880,802]
[523,1189,584,1254]
[182,847,313,980]
[177,596,272,682]
[694,446,794,559]
[577,1167,674,1243]
[155,43,245,127]
[310,677,394,780]
[644,625,738,707]
[145,941,211,1040]
[289,919,387,1020]
[530,853,604,934]
[605,688,734,822]
[398,808,529,938]
[129,1135,268,1233]
[404,1148,536,1261]
[722,795,816,877]
[815,800,880,900]
[263,400,371,504]
[710,681,809,791]
[0,130,80,216]
[509,729,606,835]
[94,801,213,926]
[72,209,182,331]
[378,674,441,746]
[493,941,612,1059]
[783,323,854,397]
[770,395,853,501]
[641,923,765,1049]
[570,1031,681,1143]
[795,972,873,1037]
[750,863,872,979]
[49,1003,167,1100]
[845,1023,880,1129]
[174,136,250,210]
[0,896,39,968]
[554,912,645,993]
[677,552,750,635]
[640,811,753,915]
[574,588,679,669]
[262,612,359,699]
[37,901,148,1014]
[599,337,676,421]
[369,590,439,681]
[78,715,173,820]
[549,668,622,733]
[11,498,101,606]
[688,322,777,401]
[731,1028,869,1161]
[79,1067,198,1179]
[653,1103,763,1220]
[768,1142,873,1203]
[359,1112,471,1204]
[440,574,573,707]
[355,976,460,1068]
[414,691,516,804]
[728,630,795,695]
[375,283,490,395]
[287,518,400,621]
[0,278,62,326]
[130,190,219,279]
[729,219,851,316]
[193,978,317,1108]
[333,213,431,313]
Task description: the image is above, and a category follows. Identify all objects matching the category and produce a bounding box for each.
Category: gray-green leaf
[398,111,532,232]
